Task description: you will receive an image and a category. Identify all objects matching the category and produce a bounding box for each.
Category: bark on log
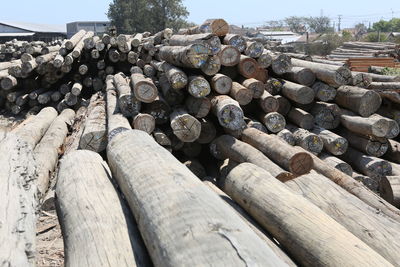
[113,73,137,117]
[287,108,314,129]
[319,153,353,175]
[257,50,273,68]
[286,124,323,154]
[56,150,151,267]
[338,128,388,157]
[229,81,253,105]
[310,102,341,129]
[158,44,209,69]
[210,95,244,130]
[224,163,392,267]
[311,126,348,155]
[352,72,373,87]
[281,67,316,86]
[335,85,382,117]
[197,118,217,144]
[210,134,292,181]
[271,54,292,75]
[275,95,291,116]
[380,176,400,208]
[170,108,201,142]
[107,130,288,267]
[369,82,400,90]
[169,33,221,55]
[258,90,279,113]
[311,81,337,102]
[241,127,313,175]
[160,62,188,90]
[281,80,315,104]
[285,170,400,266]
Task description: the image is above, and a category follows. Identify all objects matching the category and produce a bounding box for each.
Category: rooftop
[0,21,66,33]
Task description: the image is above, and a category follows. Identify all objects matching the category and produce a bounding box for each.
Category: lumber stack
[2,18,400,266]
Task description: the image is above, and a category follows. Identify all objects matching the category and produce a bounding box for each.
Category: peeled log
[280,67,316,86]
[281,80,315,104]
[107,130,288,267]
[224,163,392,267]
[35,109,75,199]
[56,150,151,267]
[285,170,400,266]
[170,108,201,142]
[287,108,314,130]
[241,128,313,175]
[335,85,382,117]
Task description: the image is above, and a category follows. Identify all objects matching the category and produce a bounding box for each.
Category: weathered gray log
[169,33,221,55]
[285,170,400,266]
[210,95,244,130]
[158,44,209,69]
[132,113,155,134]
[241,127,313,175]
[276,129,296,145]
[210,73,232,94]
[229,81,253,105]
[271,53,292,75]
[340,147,392,177]
[130,73,158,103]
[352,172,380,192]
[197,118,217,144]
[338,128,388,157]
[311,126,348,155]
[369,82,400,90]
[275,95,291,116]
[335,85,382,117]
[35,109,75,199]
[244,41,264,58]
[113,73,137,117]
[56,150,151,267]
[65,30,86,50]
[366,72,400,82]
[287,124,323,154]
[79,93,107,152]
[310,102,341,129]
[265,78,283,95]
[281,67,316,86]
[179,19,229,36]
[257,50,273,68]
[291,58,352,86]
[319,153,353,175]
[1,75,18,90]
[311,81,337,102]
[352,72,373,87]
[380,176,400,208]
[223,34,247,52]
[281,80,315,104]
[260,112,286,133]
[170,108,201,142]
[187,75,211,98]
[224,163,392,267]
[287,108,314,129]
[258,90,279,113]
[107,130,288,267]
[384,139,400,163]
[185,96,211,118]
[237,55,259,79]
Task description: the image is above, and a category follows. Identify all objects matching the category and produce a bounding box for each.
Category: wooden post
[56,150,151,267]
[107,130,289,266]
[224,163,392,267]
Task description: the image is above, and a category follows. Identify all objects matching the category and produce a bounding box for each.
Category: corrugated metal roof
[0,21,65,33]
[259,31,296,36]
[0,32,35,37]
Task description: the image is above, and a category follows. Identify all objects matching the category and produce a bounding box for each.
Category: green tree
[107,0,191,34]
[305,16,332,33]
[363,32,388,42]
[372,18,400,32]
[284,16,307,33]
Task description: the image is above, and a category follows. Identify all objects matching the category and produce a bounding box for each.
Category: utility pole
[338,15,342,32]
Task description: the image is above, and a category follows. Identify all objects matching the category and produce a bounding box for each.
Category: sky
[1,0,400,29]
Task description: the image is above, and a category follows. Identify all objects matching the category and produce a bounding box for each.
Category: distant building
[67,21,111,38]
[258,30,302,44]
[0,21,66,42]
[389,32,400,41]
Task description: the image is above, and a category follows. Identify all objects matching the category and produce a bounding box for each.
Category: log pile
[1,18,400,266]
[328,41,400,61]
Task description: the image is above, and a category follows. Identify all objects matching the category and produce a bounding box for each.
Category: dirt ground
[35,209,64,267]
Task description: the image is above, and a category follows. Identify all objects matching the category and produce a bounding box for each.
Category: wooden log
[260,112,286,133]
[287,124,323,154]
[210,73,232,94]
[210,135,292,181]
[143,96,170,124]
[271,54,292,75]
[257,50,273,68]
[185,96,211,118]
[217,45,240,66]
[275,95,291,116]
[229,81,253,105]
[276,129,296,145]
[285,170,400,266]
[291,58,352,86]
[338,128,388,157]
[281,80,315,104]
[160,62,187,90]
[340,147,392,177]
[223,34,247,52]
[79,93,107,152]
[241,78,264,99]
[113,73,137,117]
[169,33,221,55]
[237,55,259,79]
[170,108,201,142]
[340,110,398,138]
[200,55,221,76]
[35,109,75,199]
[319,153,353,175]
[258,90,279,113]
[130,73,158,103]
[311,81,337,102]
[384,139,400,164]
[180,19,229,36]
[241,128,313,175]
[335,85,382,117]
[311,126,348,155]
[369,82,400,90]
[65,30,86,50]
[0,134,37,266]
[187,75,211,98]
[352,172,379,192]
[183,159,206,178]
[380,176,400,208]
[280,67,316,86]
[197,118,216,144]
[158,74,184,106]
[366,72,400,82]
[352,72,372,87]
[203,181,297,267]
[224,163,392,267]
[265,78,283,95]
[1,75,17,90]
[310,102,341,129]
[244,41,264,58]
[132,113,156,134]
[158,44,209,69]
[287,108,314,130]
[56,150,151,267]
[12,107,57,148]
[107,130,288,266]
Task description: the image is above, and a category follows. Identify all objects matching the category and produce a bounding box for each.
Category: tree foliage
[372,18,400,32]
[284,16,307,33]
[305,16,333,33]
[107,0,191,34]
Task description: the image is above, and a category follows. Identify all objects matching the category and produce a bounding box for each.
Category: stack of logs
[1,18,400,266]
[328,41,400,61]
